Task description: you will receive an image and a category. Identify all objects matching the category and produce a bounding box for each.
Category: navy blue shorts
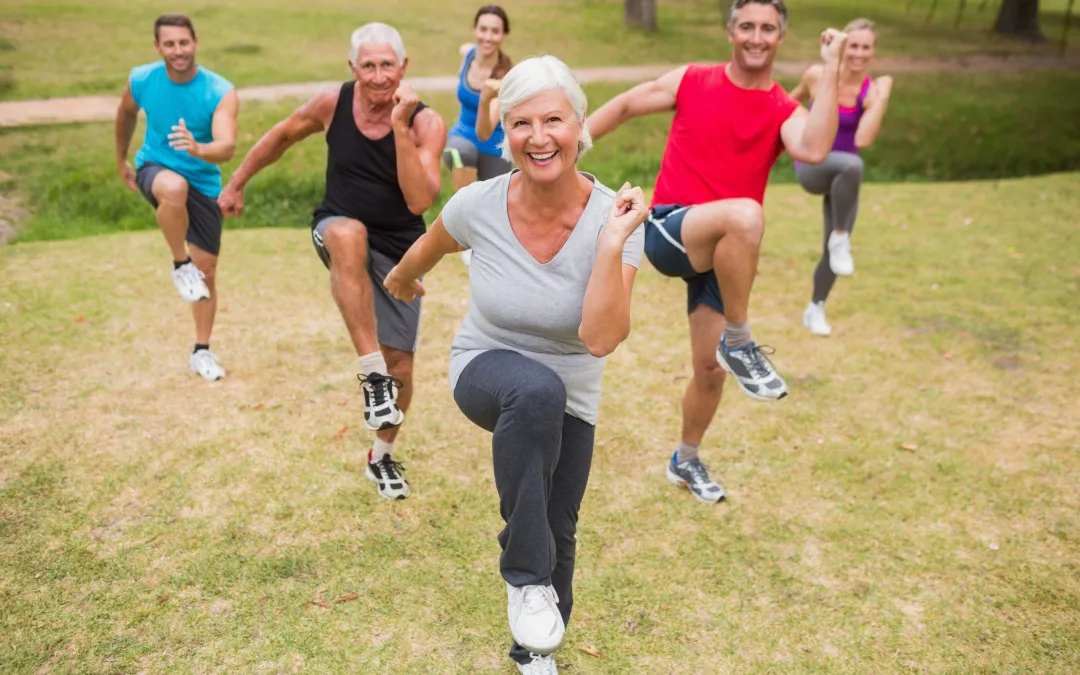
[645,204,725,315]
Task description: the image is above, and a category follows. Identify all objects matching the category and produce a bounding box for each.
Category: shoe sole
[363,408,405,432]
[715,349,788,402]
[666,467,725,503]
[510,630,564,656]
[802,315,831,337]
[365,466,410,500]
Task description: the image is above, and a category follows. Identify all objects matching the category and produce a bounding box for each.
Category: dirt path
[1,52,1078,128]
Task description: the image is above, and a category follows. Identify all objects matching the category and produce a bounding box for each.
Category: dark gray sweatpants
[453,349,595,665]
[796,151,865,303]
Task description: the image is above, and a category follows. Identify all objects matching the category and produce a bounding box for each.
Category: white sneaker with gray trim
[517,653,558,674]
[803,301,832,336]
[716,336,788,401]
[828,231,855,276]
[507,583,564,655]
[190,349,225,381]
[172,261,210,302]
[666,452,726,503]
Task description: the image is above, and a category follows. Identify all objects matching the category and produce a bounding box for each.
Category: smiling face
[843,28,877,73]
[155,25,197,78]
[727,3,785,74]
[504,89,582,183]
[351,43,406,105]
[474,12,506,58]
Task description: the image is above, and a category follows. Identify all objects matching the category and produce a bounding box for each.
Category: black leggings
[453,350,595,664]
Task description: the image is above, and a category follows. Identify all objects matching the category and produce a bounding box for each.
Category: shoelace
[377,456,406,480]
[194,350,219,367]
[178,264,205,284]
[683,459,712,486]
[522,585,559,616]
[358,373,404,406]
[526,653,556,674]
[743,344,777,379]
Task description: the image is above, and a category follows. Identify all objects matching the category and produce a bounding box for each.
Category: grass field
[0,0,1077,101]
[2,172,1078,673]
[2,68,1079,244]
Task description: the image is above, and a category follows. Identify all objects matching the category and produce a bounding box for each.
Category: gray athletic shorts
[442,134,513,181]
[136,162,224,256]
[312,216,422,353]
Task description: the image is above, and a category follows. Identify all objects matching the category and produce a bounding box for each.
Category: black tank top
[313,81,428,260]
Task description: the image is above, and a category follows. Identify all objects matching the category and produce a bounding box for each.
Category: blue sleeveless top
[448,46,505,157]
[130,61,234,198]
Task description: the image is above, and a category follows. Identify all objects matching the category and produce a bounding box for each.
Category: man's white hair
[349,22,406,65]
[497,55,592,164]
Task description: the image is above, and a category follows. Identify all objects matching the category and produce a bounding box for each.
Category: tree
[993,0,1046,42]
[625,0,657,32]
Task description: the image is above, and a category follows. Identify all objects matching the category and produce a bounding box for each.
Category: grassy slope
[0,0,1077,100]
[1,173,1078,673]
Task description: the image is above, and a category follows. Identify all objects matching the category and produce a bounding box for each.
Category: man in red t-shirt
[589,0,847,502]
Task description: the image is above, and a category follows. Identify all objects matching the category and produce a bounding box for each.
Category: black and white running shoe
[358,372,405,431]
[365,453,411,500]
[716,336,788,402]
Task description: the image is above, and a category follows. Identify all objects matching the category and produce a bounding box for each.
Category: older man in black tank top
[219,22,446,500]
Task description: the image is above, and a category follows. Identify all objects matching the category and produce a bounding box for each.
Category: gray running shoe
[716,336,788,402]
[666,452,725,503]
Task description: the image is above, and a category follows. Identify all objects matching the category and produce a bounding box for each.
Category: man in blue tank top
[114,14,238,382]
[218,23,446,501]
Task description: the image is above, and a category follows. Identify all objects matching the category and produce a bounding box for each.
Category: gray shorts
[312,216,422,353]
[442,134,513,181]
[136,162,224,256]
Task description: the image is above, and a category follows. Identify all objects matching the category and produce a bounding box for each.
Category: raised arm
[218,90,332,216]
[476,78,501,142]
[586,65,687,142]
[392,86,447,215]
[383,214,465,303]
[781,29,847,164]
[788,65,822,104]
[114,83,140,191]
[578,184,647,357]
[854,76,893,149]
[168,89,239,164]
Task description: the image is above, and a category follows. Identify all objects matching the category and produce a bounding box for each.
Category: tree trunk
[625,0,657,32]
[994,0,1046,42]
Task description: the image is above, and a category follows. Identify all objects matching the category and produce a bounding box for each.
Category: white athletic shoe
[172,262,211,302]
[828,231,855,276]
[190,349,225,381]
[517,653,558,675]
[507,583,565,655]
[803,302,832,337]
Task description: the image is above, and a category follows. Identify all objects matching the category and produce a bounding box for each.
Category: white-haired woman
[385,55,647,674]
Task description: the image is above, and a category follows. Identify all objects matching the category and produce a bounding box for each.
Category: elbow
[221,143,236,162]
[804,147,830,165]
[581,326,631,358]
[406,194,437,216]
[854,135,873,150]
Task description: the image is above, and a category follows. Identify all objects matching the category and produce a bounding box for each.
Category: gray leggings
[795,151,864,303]
[453,350,595,665]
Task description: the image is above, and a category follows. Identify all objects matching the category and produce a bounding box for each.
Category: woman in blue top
[444,6,514,189]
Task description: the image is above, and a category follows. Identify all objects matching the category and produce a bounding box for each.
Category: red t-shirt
[651,63,800,207]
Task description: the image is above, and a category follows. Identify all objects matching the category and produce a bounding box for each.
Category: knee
[511,369,567,421]
[693,358,726,394]
[728,199,764,244]
[155,175,188,205]
[325,220,369,263]
[840,156,864,181]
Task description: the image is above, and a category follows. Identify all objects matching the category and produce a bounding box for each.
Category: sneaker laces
[178,263,205,284]
[683,459,713,486]
[376,455,405,480]
[358,373,404,406]
[522,585,559,616]
[743,344,776,379]
[193,350,219,367]
[525,653,556,674]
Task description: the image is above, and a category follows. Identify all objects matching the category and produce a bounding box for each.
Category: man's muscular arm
[587,66,686,143]
[392,84,447,215]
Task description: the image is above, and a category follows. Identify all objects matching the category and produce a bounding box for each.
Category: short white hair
[497,55,592,164]
[349,23,406,65]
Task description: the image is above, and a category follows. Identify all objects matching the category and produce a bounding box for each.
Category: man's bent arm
[114,84,140,166]
[783,55,842,164]
[226,92,330,190]
[194,89,239,164]
[587,66,686,142]
[396,109,446,215]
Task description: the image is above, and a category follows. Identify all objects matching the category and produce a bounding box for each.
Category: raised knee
[730,199,764,241]
[841,156,865,179]
[513,371,567,419]
[155,176,188,204]
[325,220,369,259]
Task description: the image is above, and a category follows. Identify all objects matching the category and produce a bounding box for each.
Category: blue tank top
[448,47,504,157]
[130,61,234,198]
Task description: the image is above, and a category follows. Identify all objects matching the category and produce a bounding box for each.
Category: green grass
[0,0,1077,101]
[2,172,1078,673]
[2,69,1079,243]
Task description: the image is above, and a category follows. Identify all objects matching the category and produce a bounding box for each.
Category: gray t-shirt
[441,171,645,424]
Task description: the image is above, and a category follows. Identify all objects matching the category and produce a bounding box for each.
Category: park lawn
[0,0,1077,101]
[1,171,1078,673]
[1,69,1079,243]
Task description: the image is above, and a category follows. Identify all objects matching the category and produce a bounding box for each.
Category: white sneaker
[172,262,211,302]
[507,584,565,655]
[828,231,854,276]
[517,653,558,675]
[803,302,832,336]
[190,349,225,381]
